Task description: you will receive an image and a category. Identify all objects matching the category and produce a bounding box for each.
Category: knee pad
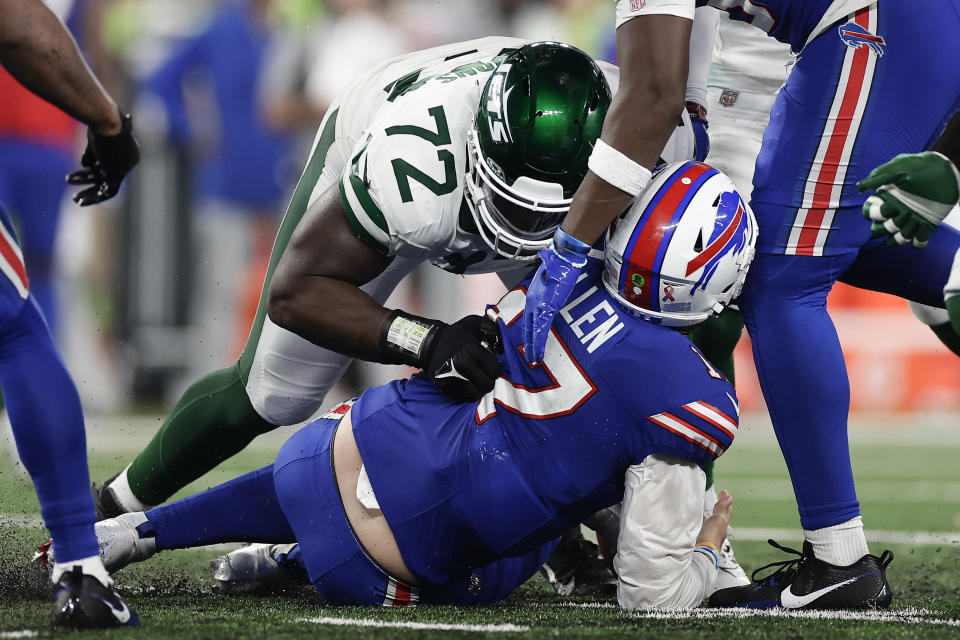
[908,300,949,326]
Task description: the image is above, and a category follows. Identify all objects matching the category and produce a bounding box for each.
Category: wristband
[694,543,720,570]
[588,139,652,197]
[379,310,442,367]
[553,228,592,266]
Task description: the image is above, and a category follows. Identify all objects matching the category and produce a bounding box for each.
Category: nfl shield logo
[719,89,739,107]
[630,0,646,10]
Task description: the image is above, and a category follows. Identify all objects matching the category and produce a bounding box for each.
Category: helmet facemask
[465,129,569,260]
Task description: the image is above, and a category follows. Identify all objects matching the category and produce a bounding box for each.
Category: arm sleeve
[614,454,717,610]
[932,110,960,168]
[686,6,720,106]
[616,0,696,28]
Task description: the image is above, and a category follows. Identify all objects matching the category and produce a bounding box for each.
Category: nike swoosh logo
[92,593,132,624]
[780,573,873,608]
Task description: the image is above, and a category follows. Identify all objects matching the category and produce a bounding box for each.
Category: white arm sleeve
[686,6,720,106]
[615,454,717,610]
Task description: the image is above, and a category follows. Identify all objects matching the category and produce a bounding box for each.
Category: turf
[0,415,957,638]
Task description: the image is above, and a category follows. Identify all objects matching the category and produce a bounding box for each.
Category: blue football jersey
[694,0,865,51]
[351,274,739,584]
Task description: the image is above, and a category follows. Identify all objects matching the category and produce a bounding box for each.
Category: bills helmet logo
[838,22,886,57]
[686,191,749,292]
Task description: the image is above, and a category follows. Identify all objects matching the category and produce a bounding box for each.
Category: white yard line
[0,631,37,639]
[632,606,960,627]
[300,617,528,633]
[733,527,960,546]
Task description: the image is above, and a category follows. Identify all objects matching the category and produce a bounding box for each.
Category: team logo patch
[630,0,646,10]
[838,22,886,57]
[719,89,739,107]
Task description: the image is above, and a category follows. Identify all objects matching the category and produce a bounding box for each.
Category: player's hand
[522,229,590,364]
[858,151,960,248]
[424,315,503,402]
[697,490,733,550]
[686,101,710,163]
[67,112,141,206]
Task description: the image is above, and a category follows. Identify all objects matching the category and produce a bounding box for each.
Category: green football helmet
[465,41,611,260]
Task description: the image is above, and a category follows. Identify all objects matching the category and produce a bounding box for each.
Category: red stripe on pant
[795,7,872,256]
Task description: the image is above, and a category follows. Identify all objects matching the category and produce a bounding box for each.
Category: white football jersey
[319,37,694,275]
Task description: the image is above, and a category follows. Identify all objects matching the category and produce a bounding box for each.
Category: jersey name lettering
[560,285,625,353]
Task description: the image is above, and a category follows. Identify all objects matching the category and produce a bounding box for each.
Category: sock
[107,465,153,512]
[145,465,296,550]
[0,298,98,562]
[52,555,112,588]
[126,365,275,505]
[804,516,869,566]
[688,307,743,385]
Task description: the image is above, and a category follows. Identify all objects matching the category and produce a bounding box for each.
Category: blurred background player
[54,161,767,610]
[521,0,960,610]
[0,0,139,627]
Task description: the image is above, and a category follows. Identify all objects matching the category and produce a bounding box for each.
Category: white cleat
[95,512,158,573]
[32,512,157,578]
[714,534,751,590]
[210,543,306,594]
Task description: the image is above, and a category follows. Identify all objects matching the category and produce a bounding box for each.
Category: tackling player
[47,162,799,610]
[0,0,139,628]
[92,39,703,581]
[521,0,960,610]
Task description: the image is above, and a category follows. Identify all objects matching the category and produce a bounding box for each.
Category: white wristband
[588,139,653,197]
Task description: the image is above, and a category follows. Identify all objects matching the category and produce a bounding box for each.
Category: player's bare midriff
[332,407,420,585]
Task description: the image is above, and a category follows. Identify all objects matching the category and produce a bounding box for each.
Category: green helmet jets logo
[465,41,612,260]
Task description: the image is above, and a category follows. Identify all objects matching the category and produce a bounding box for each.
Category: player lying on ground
[51,162,759,609]
[521,0,954,610]
[90,38,747,593]
[0,0,139,628]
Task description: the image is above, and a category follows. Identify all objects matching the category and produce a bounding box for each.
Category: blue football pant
[741,1,960,530]
[0,296,99,562]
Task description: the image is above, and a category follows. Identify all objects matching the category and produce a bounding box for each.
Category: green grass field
[0,413,957,639]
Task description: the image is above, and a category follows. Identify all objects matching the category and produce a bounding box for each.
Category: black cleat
[540,528,617,597]
[53,566,139,628]
[92,473,126,520]
[708,539,893,610]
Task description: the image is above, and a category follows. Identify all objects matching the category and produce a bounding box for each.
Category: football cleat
[714,535,751,591]
[708,539,893,610]
[92,473,127,520]
[540,528,617,597]
[53,566,139,628]
[211,543,309,594]
[34,513,159,574]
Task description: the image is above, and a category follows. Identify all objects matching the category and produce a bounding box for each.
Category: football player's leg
[739,251,865,549]
[908,301,960,355]
[106,107,346,510]
[840,222,960,348]
[0,297,101,570]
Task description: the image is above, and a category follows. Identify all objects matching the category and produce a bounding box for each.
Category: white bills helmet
[603,161,757,328]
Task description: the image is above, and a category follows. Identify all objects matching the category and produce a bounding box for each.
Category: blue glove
[686,102,710,163]
[522,228,591,364]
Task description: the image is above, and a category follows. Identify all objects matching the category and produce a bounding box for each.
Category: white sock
[107,465,154,512]
[703,485,719,518]
[52,555,112,588]
[804,516,869,566]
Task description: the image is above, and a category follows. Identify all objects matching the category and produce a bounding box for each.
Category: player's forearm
[931,110,960,168]
[267,276,393,362]
[0,0,121,134]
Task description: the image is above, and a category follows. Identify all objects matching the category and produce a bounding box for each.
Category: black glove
[67,112,141,206]
[380,311,503,402]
